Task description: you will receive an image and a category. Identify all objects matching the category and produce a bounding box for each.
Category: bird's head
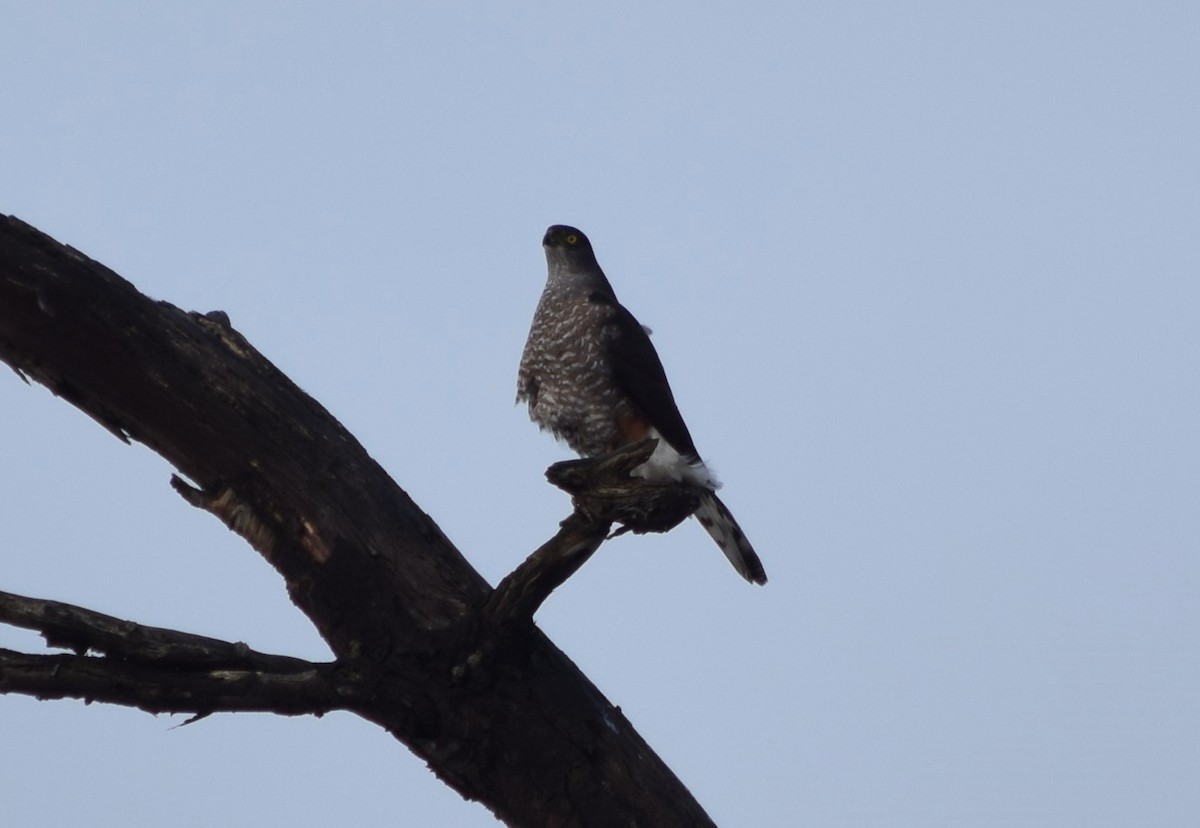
[543,224,591,250]
[540,225,616,296]
[543,225,599,268]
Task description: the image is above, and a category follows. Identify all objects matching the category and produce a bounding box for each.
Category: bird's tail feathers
[694,492,767,585]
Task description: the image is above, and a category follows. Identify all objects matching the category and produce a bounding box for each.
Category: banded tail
[694,492,768,585]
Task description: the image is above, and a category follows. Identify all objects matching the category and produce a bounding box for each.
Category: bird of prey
[517,225,767,585]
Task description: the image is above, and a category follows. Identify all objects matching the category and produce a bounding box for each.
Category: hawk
[517,225,767,585]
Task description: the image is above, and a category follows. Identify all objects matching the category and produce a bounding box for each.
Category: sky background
[2,3,1198,826]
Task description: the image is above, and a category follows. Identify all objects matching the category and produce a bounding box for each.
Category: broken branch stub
[545,438,703,536]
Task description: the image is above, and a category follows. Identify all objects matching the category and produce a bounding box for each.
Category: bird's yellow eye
[565,234,578,245]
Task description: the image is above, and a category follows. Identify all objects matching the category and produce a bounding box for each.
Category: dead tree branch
[486,439,704,625]
[0,590,345,717]
[0,589,319,671]
[0,214,717,828]
[0,649,342,717]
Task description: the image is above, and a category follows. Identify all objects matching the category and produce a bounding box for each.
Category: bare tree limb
[0,591,344,718]
[485,439,704,625]
[0,214,719,828]
[0,589,321,672]
[485,512,611,629]
[0,649,343,717]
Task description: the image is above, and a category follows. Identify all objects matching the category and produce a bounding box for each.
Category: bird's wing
[600,296,701,459]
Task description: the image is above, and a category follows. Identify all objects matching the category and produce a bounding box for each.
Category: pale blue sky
[2,4,1198,826]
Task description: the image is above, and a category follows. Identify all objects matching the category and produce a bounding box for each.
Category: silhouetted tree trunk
[0,215,717,827]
